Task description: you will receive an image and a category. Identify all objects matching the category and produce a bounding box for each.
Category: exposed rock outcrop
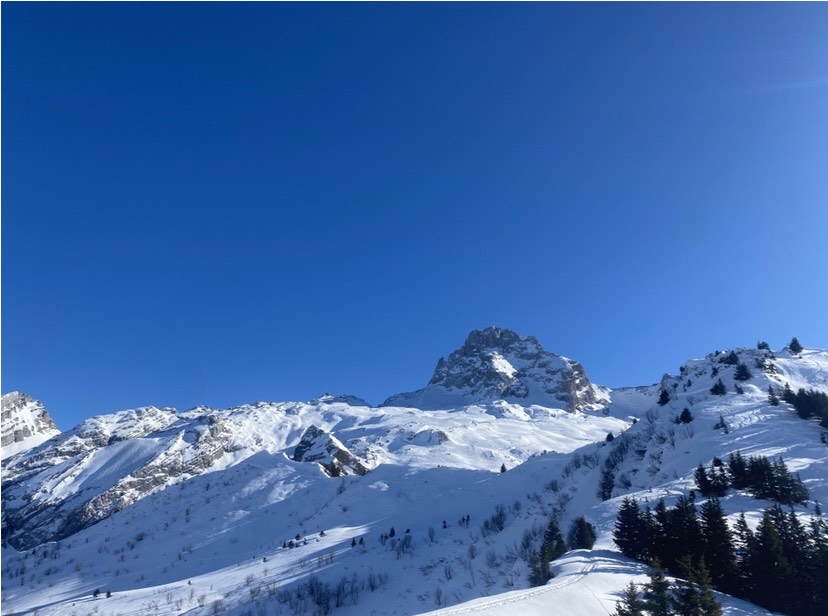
[293,425,368,477]
[383,327,609,411]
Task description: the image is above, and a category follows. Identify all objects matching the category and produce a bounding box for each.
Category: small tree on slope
[643,561,672,616]
[612,582,645,616]
[789,337,803,354]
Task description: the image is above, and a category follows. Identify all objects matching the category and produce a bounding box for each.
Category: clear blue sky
[3,3,827,430]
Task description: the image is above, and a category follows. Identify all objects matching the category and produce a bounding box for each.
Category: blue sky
[3,3,827,430]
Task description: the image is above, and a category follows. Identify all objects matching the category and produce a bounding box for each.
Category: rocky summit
[383,327,610,411]
[1,392,60,460]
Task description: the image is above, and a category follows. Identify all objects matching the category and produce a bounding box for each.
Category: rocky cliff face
[293,425,368,477]
[383,327,609,411]
[1,392,60,460]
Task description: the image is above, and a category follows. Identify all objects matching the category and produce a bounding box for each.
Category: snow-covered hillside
[2,331,826,616]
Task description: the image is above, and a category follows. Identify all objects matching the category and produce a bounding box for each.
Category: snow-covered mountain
[1,391,60,460]
[385,327,610,411]
[2,330,826,616]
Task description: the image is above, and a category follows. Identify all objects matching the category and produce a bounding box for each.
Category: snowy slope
[1,335,826,616]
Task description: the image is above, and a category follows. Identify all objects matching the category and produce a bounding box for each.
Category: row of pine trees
[694,451,809,505]
[613,495,828,615]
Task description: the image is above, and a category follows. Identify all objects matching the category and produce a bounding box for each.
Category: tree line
[694,451,809,505]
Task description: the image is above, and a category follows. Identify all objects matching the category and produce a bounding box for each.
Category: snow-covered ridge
[1,394,628,550]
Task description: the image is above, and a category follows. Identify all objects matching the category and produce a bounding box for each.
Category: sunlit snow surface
[2,348,825,616]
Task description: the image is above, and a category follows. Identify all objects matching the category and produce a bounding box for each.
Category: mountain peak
[384,327,609,411]
[460,327,540,353]
[1,392,61,460]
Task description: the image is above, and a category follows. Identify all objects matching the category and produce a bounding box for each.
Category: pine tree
[612,581,645,616]
[651,499,670,566]
[671,557,723,616]
[542,518,567,561]
[699,497,738,594]
[528,548,552,586]
[734,512,755,596]
[751,508,796,612]
[614,497,649,561]
[783,382,796,403]
[694,464,712,497]
[806,517,828,614]
[768,385,780,406]
[658,389,670,406]
[530,517,567,586]
[664,495,703,572]
[567,516,596,550]
[722,350,739,365]
[728,451,749,490]
[643,560,672,616]
[734,362,752,381]
[710,465,729,497]
[710,379,726,396]
[789,337,803,354]
[672,556,703,616]
[694,562,723,616]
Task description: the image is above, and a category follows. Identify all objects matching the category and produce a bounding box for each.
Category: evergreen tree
[783,382,796,403]
[806,517,828,615]
[658,389,670,406]
[528,552,550,586]
[694,464,712,497]
[789,337,803,354]
[528,548,552,586]
[612,582,645,616]
[722,350,739,365]
[567,516,596,550]
[733,512,756,597]
[728,451,749,490]
[530,517,567,587]
[757,341,771,351]
[665,495,704,571]
[542,518,568,561]
[791,388,828,427]
[699,497,738,594]
[768,385,780,406]
[710,465,729,497]
[679,407,693,423]
[710,379,727,396]
[614,497,649,561]
[651,499,671,566]
[751,507,796,613]
[642,561,672,616]
[734,362,752,381]
[671,557,723,616]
